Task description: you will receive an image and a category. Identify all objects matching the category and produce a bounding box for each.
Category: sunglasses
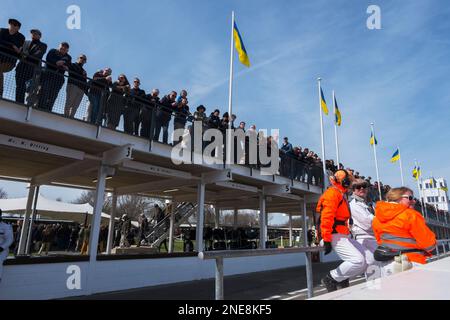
[401,195,415,201]
[355,186,367,190]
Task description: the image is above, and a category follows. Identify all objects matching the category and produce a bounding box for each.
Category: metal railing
[198,246,324,300]
[0,48,325,187]
[435,239,450,257]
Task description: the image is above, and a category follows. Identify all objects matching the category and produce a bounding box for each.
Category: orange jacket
[316,181,351,242]
[373,201,436,264]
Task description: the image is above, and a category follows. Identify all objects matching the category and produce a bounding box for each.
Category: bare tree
[0,188,7,199]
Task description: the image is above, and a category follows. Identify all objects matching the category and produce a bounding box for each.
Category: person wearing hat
[316,170,374,292]
[194,105,207,122]
[0,19,25,97]
[0,209,13,283]
[125,77,146,136]
[15,29,47,104]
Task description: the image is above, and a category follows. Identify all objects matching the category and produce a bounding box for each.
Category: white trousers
[330,234,372,282]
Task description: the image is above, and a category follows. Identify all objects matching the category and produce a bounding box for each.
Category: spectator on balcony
[38,42,72,111]
[15,29,47,104]
[194,105,207,123]
[105,74,130,130]
[280,137,293,178]
[64,54,87,118]
[154,91,177,144]
[87,67,112,124]
[176,89,188,106]
[140,88,160,138]
[0,19,25,98]
[174,97,190,131]
[125,77,146,135]
[208,109,221,129]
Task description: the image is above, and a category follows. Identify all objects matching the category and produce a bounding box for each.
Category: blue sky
[1,0,450,206]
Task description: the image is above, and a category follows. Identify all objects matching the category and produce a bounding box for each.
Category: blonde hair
[386,187,414,202]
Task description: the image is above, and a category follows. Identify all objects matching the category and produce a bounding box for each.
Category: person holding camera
[317,170,372,292]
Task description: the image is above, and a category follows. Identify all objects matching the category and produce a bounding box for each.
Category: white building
[421,177,449,212]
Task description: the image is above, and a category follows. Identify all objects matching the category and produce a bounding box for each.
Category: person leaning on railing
[15,29,47,104]
[140,88,160,138]
[125,77,146,136]
[105,74,130,130]
[154,91,177,144]
[65,54,88,118]
[372,187,437,276]
[0,19,25,98]
[87,67,112,124]
[37,42,72,112]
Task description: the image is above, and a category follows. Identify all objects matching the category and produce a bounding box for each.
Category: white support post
[303,198,314,299]
[195,183,206,252]
[88,165,108,263]
[106,192,117,255]
[25,186,40,254]
[17,185,36,255]
[168,201,176,253]
[215,207,220,229]
[259,194,266,249]
[289,214,293,247]
[233,209,238,229]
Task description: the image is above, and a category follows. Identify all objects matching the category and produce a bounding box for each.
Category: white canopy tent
[0,194,116,225]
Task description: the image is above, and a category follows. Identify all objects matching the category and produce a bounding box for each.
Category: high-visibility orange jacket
[373,201,436,264]
[316,181,350,242]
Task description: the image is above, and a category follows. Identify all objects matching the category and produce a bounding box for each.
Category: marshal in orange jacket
[316,180,351,243]
[373,201,436,264]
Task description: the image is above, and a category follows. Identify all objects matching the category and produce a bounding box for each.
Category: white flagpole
[398,146,405,186]
[318,78,328,188]
[371,123,382,201]
[333,90,340,166]
[226,11,235,166]
[415,159,426,218]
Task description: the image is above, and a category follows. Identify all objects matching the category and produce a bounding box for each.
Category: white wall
[0,253,315,300]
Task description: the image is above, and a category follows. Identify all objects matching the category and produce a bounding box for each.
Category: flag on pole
[440,186,448,192]
[412,166,421,180]
[334,96,342,126]
[320,88,329,115]
[390,149,400,163]
[430,178,436,188]
[233,21,250,67]
[370,132,378,146]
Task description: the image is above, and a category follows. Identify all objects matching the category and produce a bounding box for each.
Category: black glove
[0,247,4,253]
[324,241,332,255]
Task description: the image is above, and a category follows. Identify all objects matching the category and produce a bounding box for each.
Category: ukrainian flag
[413,166,421,180]
[233,21,250,67]
[334,96,342,126]
[370,132,378,146]
[390,149,400,163]
[320,88,329,115]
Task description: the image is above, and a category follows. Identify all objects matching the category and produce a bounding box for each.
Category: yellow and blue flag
[320,88,329,115]
[413,166,421,180]
[370,132,378,146]
[440,186,448,192]
[233,21,250,67]
[390,149,400,163]
[334,96,342,126]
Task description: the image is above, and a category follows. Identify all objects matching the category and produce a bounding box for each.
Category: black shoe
[337,278,349,289]
[321,272,338,292]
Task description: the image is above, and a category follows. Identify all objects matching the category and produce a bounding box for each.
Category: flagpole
[226,11,235,166]
[333,90,340,166]
[371,123,382,201]
[415,159,426,218]
[318,78,328,188]
[398,146,405,186]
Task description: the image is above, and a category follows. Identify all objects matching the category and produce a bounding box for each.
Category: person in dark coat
[14,29,47,104]
[124,78,146,135]
[0,18,25,98]
[154,91,177,144]
[140,88,160,138]
[37,42,71,111]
